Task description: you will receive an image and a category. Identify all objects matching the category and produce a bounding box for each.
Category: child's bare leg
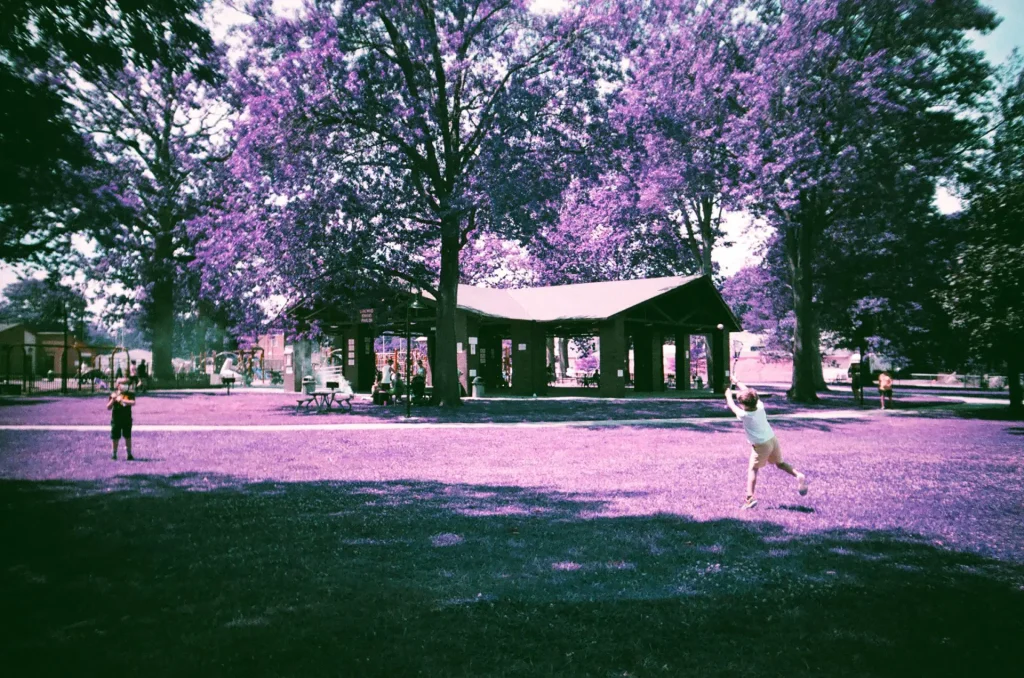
[776,462,809,494]
[775,461,798,477]
[125,437,134,460]
[111,439,118,459]
[746,465,759,498]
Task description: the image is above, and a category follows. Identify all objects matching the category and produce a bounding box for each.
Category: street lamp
[406,291,422,418]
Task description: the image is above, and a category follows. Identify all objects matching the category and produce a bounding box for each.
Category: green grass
[3,474,1022,677]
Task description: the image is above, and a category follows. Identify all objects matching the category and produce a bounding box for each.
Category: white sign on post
[518,343,527,351]
[470,345,476,355]
[469,369,477,377]
[468,337,478,345]
[617,369,624,377]
[685,350,690,359]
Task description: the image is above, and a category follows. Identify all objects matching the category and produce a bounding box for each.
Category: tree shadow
[911,405,1023,422]
[2,475,1021,677]
[270,394,932,427]
[579,415,870,434]
[0,397,58,408]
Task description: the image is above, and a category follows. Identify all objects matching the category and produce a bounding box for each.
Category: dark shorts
[111,418,133,440]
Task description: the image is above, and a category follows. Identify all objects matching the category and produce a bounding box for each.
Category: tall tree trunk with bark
[433,220,462,407]
[809,338,829,391]
[149,276,176,382]
[697,206,717,389]
[785,219,820,402]
[1008,349,1022,416]
[148,235,176,381]
[558,337,569,378]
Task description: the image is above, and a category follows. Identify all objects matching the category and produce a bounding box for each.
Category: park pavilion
[285,274,741,398]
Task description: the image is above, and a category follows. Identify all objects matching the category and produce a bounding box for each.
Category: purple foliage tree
[942,53,1024,413]
[731,0,996,401]
[544,0,746,282]
[70,42,228,380]
[204,0,599,406]
[1,0,216,266]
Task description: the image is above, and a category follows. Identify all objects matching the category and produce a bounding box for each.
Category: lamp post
[406,292,421,418]
[61,294,69,395]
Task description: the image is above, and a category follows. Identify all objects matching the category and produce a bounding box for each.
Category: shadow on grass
[2,475,1021,678]
[578,416,870,434]
[911,405,1024,422]
[0,397,58,408]
[273,393,955,427]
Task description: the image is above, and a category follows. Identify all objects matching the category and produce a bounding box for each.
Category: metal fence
[0,343,225,395]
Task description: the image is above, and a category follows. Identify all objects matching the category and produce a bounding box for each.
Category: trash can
[302,375,316,395]
[471,376,485,398]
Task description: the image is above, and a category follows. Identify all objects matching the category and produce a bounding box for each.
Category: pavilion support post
[712,329,729,394]
[598,316,626,398]
[675,332,691,390]
[510,321,547,396]
[478,331,502,389]
[455,310,480,396]
[426,329,437,387]
[343,324,375,393]
[651,330,665,392]
[287,338,315,393]
[633,326,655,391]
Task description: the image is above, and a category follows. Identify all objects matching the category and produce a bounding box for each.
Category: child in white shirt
[726,381,808,510]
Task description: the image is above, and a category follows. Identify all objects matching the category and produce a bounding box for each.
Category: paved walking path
[0,407,928,432]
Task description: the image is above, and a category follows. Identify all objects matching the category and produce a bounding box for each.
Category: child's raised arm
[724,384,744,416]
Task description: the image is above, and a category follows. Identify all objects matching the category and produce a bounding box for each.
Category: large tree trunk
[1008,350,1022,416]
[432,223,462,407]
[809,336,829,391]
[558,337,569,378]
[546,337,556,378]
[149,274,176,382]
[785,220,819,402]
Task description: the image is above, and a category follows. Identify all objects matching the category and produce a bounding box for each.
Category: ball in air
[716,323,724,330]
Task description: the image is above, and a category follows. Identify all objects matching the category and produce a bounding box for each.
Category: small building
[0,323,39,378]
[35,331,87,376]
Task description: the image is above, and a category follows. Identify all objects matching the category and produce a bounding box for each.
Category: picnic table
[296,388,353,413]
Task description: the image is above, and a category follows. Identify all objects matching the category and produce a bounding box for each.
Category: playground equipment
[100,346,132,386]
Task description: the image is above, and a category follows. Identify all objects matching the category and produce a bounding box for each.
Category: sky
[2,0,1022,297]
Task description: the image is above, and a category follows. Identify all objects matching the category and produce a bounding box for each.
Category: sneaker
[127,455,135,461]
[797,474,809,496]
[111,454,117,460]
[741,496,758,510]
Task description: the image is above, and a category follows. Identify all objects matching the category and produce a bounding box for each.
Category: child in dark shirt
[107,378,135,460]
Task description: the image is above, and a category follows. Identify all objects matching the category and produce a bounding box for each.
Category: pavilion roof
[437,274,737,326]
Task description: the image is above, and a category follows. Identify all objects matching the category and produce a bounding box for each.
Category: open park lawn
[1,394,1023,677]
